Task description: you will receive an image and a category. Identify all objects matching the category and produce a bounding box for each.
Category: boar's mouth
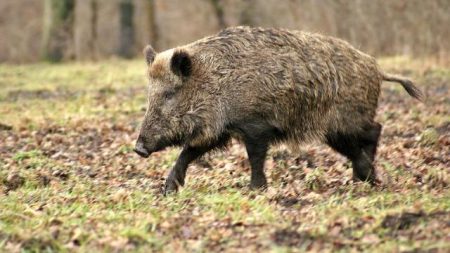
[134,141,166,158]
[134,147,151,158]
[134,135,184,158]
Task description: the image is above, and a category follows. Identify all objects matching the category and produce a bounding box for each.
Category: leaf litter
[0,59,449,252]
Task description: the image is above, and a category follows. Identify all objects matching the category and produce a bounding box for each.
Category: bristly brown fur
[136,26,423,191]
[181,26,385,145]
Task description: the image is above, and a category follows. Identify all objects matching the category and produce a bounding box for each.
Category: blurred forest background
[1,1,450,251]
[0,0,449,63]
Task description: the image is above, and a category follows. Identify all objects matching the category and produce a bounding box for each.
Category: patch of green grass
[0,60,147,127]
[12,150,43,162]
[1,59,449,252]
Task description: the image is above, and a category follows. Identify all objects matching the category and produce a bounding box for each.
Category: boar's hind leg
[361,122,382,163]
[326,122,381,184]
[244,138,269,189]
[164,135,230,195]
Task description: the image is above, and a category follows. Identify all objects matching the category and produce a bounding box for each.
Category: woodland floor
[0,57,449,252]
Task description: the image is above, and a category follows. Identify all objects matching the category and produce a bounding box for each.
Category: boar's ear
[170,50,192,78]
[143,45,156,65]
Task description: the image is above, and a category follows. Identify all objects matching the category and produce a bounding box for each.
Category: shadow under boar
[134,26,423,194]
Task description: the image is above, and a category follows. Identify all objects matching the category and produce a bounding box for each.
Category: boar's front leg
[164,135,230,195]
[164,146,209,195]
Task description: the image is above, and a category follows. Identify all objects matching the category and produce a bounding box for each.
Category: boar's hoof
[163,179,180,196]
[163,184,177,196]
[250,178,268,190]
[351,155,377,185]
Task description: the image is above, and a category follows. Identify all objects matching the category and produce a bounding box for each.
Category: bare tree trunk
[118,0,135,58]
[211,0,226,29]
[240,0,256,26]
[90,0,98,59]
[146,0,158,49]
[74,0,98,60]
[42,0,75,62]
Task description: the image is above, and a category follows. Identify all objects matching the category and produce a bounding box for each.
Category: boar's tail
[382,73,424,101]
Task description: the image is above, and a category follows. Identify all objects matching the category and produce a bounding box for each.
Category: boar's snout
[134,136,150,158]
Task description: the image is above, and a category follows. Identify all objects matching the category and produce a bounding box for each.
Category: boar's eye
[163,90,175,100]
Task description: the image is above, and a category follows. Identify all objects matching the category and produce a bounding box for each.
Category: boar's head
[134,45,224,157]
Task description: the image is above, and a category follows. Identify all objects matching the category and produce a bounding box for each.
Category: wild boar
[133,26,423,194]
